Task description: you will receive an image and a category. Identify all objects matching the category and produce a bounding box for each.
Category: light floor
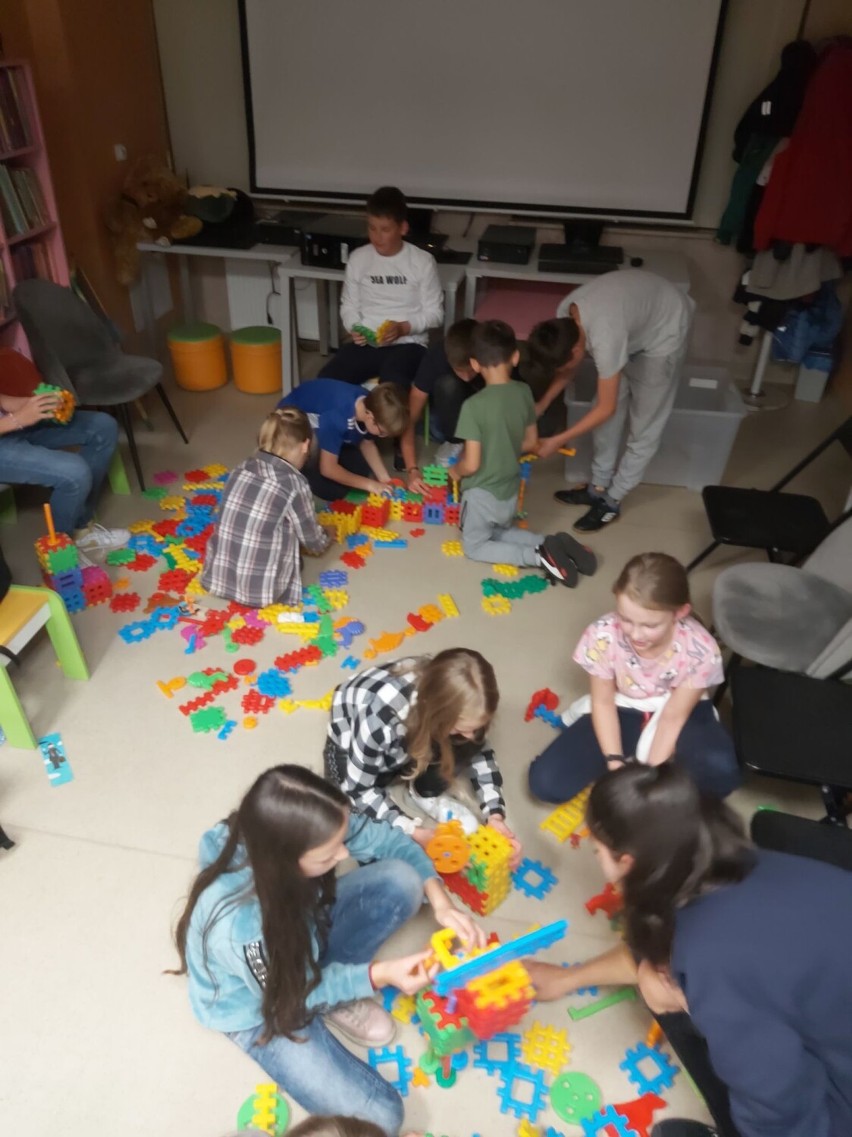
[1,369,848,1137]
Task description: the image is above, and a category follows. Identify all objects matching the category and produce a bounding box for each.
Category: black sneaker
[554,532,598,575]
[537,537,579,587]
[554,484,596,507]
[574,501,620,532]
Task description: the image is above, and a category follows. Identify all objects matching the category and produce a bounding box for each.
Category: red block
[329,499,359,515]
[152,519,180,538]
[110,592,141,613]
[241,689,276,715]
[585,881,623,919]
[184,468,210,483]
[613,1095,667,1137]
[341,551,366,569]
[524,687,559,722]
[199,609,230,636]
[424,485,448,504]
[127,553,156,572]
[190,494,219,507]
[274,644,323,672]
[402,502,423,523]
[231,624,265,646]
[456,987,532,1039]
[443,871,487,916]
[361,500,390,528]
[407,612,432,633]
[409,527,425,537]
[178,690,215,716]
[158,568,194,594]
[444,504,461,526]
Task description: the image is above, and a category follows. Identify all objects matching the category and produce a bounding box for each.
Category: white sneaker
[75,522,131,554]
[326,998,395,1047]
[435,441,463,467]
[408,788,480,835]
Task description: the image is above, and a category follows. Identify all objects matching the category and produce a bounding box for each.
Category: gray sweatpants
[591,341,688,502]
[460,486,543,566]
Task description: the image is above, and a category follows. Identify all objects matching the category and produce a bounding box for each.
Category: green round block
[168,321,222,344]
[549,1071,603,1125]
[236,1087,289,1135]
[231,325,282,347]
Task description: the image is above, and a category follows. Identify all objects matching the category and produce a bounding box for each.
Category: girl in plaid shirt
[325,649,521,862]
[202,408,331,608]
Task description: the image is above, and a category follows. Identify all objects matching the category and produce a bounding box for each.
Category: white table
[463,246,691,317]
[138,240,466,394]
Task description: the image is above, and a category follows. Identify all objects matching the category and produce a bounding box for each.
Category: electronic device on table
[477,224,535,265]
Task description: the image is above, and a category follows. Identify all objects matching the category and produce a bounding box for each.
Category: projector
[477,225,535,266]
[254,210,325,246]
[301,215,369,269]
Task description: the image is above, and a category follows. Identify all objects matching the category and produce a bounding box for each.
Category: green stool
[0,585,90,749]
[0,484,16,524]
[168,322,227,391]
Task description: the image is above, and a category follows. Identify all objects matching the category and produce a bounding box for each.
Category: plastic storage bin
[230,326,282,395]
[168,323,227,391]
[563,361,746,492]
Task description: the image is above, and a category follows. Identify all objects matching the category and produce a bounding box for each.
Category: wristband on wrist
[368,962,377,990]
[606,754,625,765]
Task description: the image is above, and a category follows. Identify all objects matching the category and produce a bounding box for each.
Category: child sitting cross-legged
[201,406,331,608]
[452,319,596,587]
[324,649,521,862]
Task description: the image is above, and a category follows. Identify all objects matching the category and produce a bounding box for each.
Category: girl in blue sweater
[171,766,482,1136]
[527,765,852,1137]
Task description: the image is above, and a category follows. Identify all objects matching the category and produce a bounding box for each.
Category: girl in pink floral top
[529,552,740,802]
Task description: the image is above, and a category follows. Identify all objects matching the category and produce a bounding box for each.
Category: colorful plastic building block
[442,824,514,916]
[441,540,463,557]
[423,502,445,524]
[525,688,559,722]
[437,593,459,618]
[496,1061,548,1122]
[549,1072,603,1126]
[645,1020,664,1049]
[512,858,557,900]
[319,569,348,588]
[34,381,75,423]
[579,1106,632,1137]
[109,592,141,613]
[539,788,591,843]
[493,564,520,577]
[256,668,292,699]
[433,920,567,997]
[217,719,238,741]
[619,1042,679,1096]
[585,881,623,919]
[521,1023,571,1076]
[235,1083,289,1136]
[426,821,470,874]
[612,1094,667,1137]
[368,1045,413,1096]
[190,705,228,734]
[567,986,637,1021]
[533,704,564,730]
[472,1032,522,1076]
[482,595,512,616]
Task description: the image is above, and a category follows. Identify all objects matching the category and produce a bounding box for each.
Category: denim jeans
[528,700,741,802]
[0,410,118,533]
[227,859,424,1137]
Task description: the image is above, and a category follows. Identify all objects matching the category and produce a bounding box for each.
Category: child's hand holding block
[33,382,75,424]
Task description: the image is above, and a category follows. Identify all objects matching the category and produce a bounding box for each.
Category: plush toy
[104,156,203,286]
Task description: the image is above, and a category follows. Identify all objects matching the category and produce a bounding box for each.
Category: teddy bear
[104,156,202,286]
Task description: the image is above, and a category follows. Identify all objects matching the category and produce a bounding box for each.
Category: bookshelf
[0,59,69,351]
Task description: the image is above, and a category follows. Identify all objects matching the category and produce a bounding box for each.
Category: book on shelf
[23,168,48,222]
[0,68,31,152]
[0,162,26,234]
[11,168,47,228]
[11,239,54,283]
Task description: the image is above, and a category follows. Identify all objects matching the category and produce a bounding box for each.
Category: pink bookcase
[0,59,70,355]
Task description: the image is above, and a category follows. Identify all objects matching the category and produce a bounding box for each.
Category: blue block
[52,567,84,591]
[433,919,568,996]
[61,587,86,613]
[256,668,292,699]
[346,534,369,548]
[340,656,359,669]
[319,569,348,587]
[512,857,558,900]
[367,1045,412,1097]
[423,503,445,524]
[473,1032,521,1076]
[496,1061,548,1122]
[375,539,408,548]
[619,1041,679,1095]
[118,620,156,644]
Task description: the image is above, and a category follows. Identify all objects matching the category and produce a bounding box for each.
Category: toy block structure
[423,502,445,525]
[361,498,390,528]
[33,382,75,423]
[428,821,513,915]
[402,500,423,522]
[539,787,591,843]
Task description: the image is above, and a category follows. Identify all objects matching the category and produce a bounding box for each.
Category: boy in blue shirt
[280,378,408,500]
[452,321,595,587]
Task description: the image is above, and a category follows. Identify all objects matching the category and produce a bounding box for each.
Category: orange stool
[230,326,282,395]
[168,323,228,391]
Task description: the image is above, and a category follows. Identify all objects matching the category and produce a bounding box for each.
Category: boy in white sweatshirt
[319,187,443,404]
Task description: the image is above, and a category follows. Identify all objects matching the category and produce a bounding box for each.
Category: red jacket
[755,44,852,256]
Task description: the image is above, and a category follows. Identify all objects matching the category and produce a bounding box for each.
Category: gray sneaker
[326,998,395,1047]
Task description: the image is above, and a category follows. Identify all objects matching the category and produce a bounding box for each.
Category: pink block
[473,279,576,340]
[153,470,179,485]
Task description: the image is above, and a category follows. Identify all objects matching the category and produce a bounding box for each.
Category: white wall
[154,0,806,228]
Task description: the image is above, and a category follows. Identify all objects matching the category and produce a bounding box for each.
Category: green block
[189,706,228,734]
[344,489,369,503]
[222,628,239,654]
[161,551,178,569]
[351,323,379,346]
[415,990,474,1057]
[465,856,487,890]
[43,545,79,572]
[188,670,228,690]
[142,486,169,500]
[106,548,136,565]
[235,1087,289,1136]
[314,636,338,658]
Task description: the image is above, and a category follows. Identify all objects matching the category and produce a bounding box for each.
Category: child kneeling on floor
[452,320,596,588]
[202,406,331,608]
[527,551,741,802]
[171,765,483,1137]
[324,649,520,860]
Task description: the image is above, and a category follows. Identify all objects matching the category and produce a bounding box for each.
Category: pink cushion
[473,280,576,339]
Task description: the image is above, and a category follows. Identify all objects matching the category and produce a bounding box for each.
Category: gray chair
[13,279,188,490]
[713,511,852,683]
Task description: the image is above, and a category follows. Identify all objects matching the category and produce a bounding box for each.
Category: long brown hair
[401,649,499,781]
[171,766,349,1041]
[286,1117,385,1137]
[586,765,754,967]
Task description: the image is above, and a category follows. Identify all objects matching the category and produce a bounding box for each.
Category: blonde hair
[363,382,409,437]
[612,552,691,612]
[401,649,499,780]
[285,1118,385,1137]
[257,406,312,460]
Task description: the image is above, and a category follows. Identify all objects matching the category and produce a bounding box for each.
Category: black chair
[751,808,852,871]
[686,416,852,572]
[731,665,852,824]
[13,279,189,491]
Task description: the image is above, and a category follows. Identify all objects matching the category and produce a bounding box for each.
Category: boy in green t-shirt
[452,321,595,587]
